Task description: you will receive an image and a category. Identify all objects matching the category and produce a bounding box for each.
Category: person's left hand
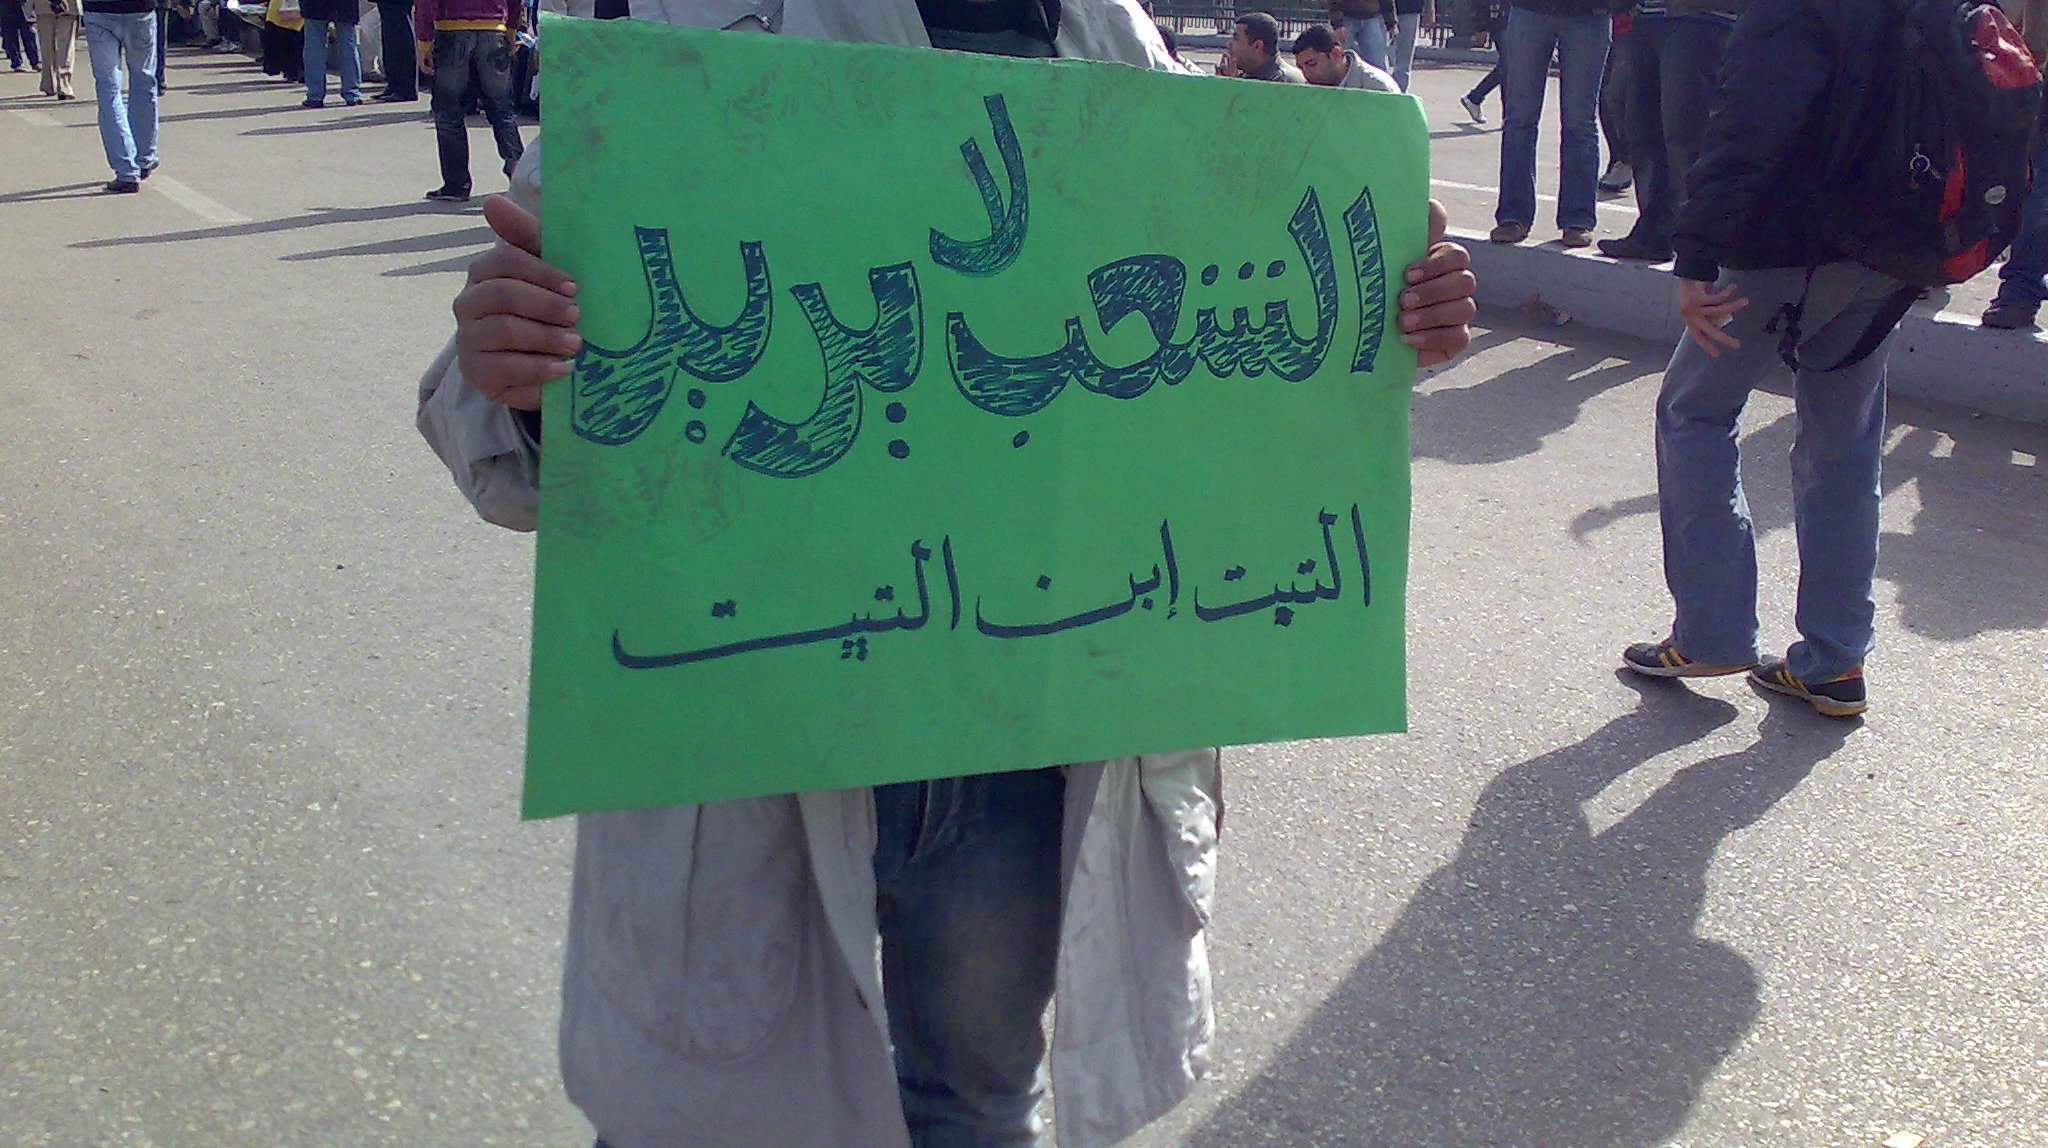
[1398,199,1477,368]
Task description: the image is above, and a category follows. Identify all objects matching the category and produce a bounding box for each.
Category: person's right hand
[1677,277,1747,357]
[453,195,582,412]
[416,42,435,75]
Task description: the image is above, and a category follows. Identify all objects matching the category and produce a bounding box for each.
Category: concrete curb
[1455,228,2048,426]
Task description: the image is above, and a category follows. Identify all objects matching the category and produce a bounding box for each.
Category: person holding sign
[419,3,1475,1146]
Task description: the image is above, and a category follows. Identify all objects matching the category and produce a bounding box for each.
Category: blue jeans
[1496,6,1609,231]
[1388,11,1422,91]
[1621,16,1732,248]
[82,10,156,181]
[1656,263,1899,682]
[873,768,1065,1148]
[301,17,361,103]
[1992,132,2048,311]
[592,770,1065,1148]
[1344,14,1391,72]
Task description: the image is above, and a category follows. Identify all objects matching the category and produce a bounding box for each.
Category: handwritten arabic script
[565,92,1389,478]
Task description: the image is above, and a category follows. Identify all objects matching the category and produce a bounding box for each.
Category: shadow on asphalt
[0,182,116,204]
[1412,325,1660,466]
[69,200,464,248]
[1181,678,1853,1148]
[241,110,434,136]
[279,226,492,263]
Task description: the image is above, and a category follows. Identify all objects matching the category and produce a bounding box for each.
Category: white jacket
[414,4,1221,1146]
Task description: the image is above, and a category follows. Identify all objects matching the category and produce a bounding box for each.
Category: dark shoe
[424,187,471,202]
[373,91,417,102]
[1489,221,1530,244]
[104,178,142,194]
[1749,658,1867,718]
[56,92,76,100]
[342,94,364,106]
[1597,161,1633,194]
[300,97,324,108]
[139,159,158,180]
[1623,640,1757,679]
[1597,235,1673,262]
[1980,299,2040,330]
[1560,227,1594,249]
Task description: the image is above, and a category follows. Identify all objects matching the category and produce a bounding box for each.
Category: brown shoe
[1489,221,1530,244]
[1560,227,1594,249]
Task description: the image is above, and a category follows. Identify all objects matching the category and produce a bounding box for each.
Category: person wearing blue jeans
[1490,0,1611,248]
[1623,0,1911,718]
[1980,129,2048,330]
[80,0,157,193]
[1596,3,1734,261]
[1335,1,1393,71]
[298,0,362,106]
[1638,264,1895,714]
[1386,0,1433,91]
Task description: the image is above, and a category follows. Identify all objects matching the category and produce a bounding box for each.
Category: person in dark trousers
[415,0,522,202]
[1621,0,1913,719]
[2,0,41,71]
[1597,0,1737,260]
[1596,8,1634,192]
[371,0,414,99]
[1980,0,2046,329]
[1459,0,1507,122]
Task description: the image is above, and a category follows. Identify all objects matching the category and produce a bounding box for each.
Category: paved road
[4,39,2046,1148]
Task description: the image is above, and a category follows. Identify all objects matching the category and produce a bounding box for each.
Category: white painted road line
[149,175,250,224]
[9,109,61,128]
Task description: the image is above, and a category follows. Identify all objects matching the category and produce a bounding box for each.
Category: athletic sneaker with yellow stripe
[1748,658,1867,718]
[1621,640,1758,679]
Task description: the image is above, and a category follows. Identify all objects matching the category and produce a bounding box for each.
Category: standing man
[1980,0,2047,330]
[32,0,77,98]
[1330,0,1395,71]
[298,0,363,106]
[1293,21,1398,90]
[414,0,523,202]
[1622,0,1924,718]
[1490,0,1613,248]
[81,0,157,192]
[1386,0,1433,90]
[1596,0,1737,261]
[3,0,41,73]
[1218,11,1303,81]
[370,0,414,99]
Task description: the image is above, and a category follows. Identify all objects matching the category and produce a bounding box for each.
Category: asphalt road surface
[4,39,2045,1148]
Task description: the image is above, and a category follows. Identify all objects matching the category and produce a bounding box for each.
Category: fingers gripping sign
[454,196,584,411]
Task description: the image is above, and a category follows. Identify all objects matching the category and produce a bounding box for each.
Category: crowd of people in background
[15,0,536,200]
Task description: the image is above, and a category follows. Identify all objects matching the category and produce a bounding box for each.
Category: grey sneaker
[1980,299,2040,330]
[1459,93,1486,124]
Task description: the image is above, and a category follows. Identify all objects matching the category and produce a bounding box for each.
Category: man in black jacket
[1620,0,1899,718]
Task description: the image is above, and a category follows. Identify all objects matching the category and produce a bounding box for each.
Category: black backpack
[1772,0,2042,371]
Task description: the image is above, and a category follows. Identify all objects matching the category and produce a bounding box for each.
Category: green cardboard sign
[528,15,1427,818]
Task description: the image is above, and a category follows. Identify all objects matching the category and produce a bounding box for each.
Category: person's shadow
[1182,681,1853,1147]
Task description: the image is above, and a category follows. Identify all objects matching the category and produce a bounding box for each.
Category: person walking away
[1387,0,1433,90]
[370,0,413,98]
[1490,0,1615,248]
[31,0,74,95]
[298,0,361,104]
[414,0,521,201]
[1596,0,1737,260]
[1461,0,1507,121]
[81,0,157,191]
[1596,7,1634,192]
[1621,0,2040,716]
[3,0,41,72]
[1981,0,2048,329]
